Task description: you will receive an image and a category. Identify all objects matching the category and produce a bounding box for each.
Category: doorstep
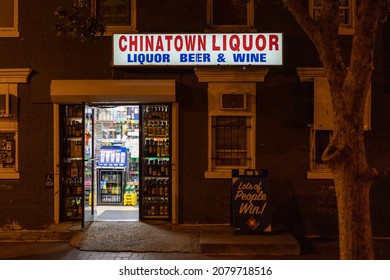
[200,231,300,256]
[176,224,300,256]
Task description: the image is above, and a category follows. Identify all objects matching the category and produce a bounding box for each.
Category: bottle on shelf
[72,199,78,217]
[77,198,82,216]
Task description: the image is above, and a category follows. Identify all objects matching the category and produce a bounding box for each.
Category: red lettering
[269,34,279,50]
[165,36,173,51]
[229,35,240,51]
[198,35,206,51]
[212,35,220,51]
[185,35,196,51]
[155,36,164,51]
[119,35,127,52]
[255,35,266,51]
[128,35,138,51]
[145,36,154,51]
[174,36,183,51]
[242,35,253,51]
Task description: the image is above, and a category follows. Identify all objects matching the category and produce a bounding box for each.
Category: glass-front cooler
[97,145,127,205]
[140,105,171,219]
[98,169,125,204]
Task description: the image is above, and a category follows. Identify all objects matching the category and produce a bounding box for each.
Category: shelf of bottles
[62,105,84,220]
[126,156,139,200]
[141,105,171,219]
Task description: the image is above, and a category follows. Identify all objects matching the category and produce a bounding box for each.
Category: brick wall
[0,0,389,236]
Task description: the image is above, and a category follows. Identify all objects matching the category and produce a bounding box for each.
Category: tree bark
[329,81,376,259]
[333,153,374,259]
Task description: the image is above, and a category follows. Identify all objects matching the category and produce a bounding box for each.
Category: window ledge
[307,170,333,179]
[205,170,232,179]
[103,26,136,36]
[0,31,20,38]
[205,27,257,33]
[0,171,20,179]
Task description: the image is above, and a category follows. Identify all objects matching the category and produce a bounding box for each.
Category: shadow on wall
[270,179,302,231]
[371,174,390,237]
[271,180,339,239]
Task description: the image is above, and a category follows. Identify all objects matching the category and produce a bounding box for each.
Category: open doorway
[91,105,140,222]
[60,103,172,226]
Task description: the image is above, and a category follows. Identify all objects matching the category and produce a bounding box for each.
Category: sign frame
[232,169,271,235]
[113,33,283,66]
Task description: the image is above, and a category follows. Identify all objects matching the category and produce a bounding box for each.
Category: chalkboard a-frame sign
[232,169,271,235]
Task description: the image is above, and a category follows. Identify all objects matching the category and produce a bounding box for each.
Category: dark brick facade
[0,1,389,239]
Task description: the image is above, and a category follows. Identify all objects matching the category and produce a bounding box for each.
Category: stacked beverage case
[61,105,84,220]
[141,105,171,218]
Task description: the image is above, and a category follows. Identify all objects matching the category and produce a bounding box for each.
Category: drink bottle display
[98,169,124,204]
[141,105,171,219]
[61,105,85,221]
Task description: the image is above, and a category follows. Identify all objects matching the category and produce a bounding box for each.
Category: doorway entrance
[58,103,174,227]
[51,79,177,227]
[91,105,140,222]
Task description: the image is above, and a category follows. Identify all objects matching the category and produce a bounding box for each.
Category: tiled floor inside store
[94,205,139,221]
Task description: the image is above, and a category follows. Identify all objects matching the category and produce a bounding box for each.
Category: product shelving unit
[140,105,171,219]
[61,105,84,221]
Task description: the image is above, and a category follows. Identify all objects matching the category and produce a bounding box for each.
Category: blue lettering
[233,53,267,63]
[180,53,211,63]
[127,53,170,64]
[233,53,246,62]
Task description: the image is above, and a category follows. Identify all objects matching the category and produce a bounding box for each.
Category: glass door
[83,104,95,227]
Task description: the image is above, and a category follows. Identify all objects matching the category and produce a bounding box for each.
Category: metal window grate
[0,132,16,168]
[212,116,251,167]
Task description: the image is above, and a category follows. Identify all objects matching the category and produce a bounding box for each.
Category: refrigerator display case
[98,169,125,204]
[140,105,171,219]
[97,145,127,204]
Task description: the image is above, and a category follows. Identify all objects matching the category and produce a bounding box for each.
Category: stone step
[200,231,300,256]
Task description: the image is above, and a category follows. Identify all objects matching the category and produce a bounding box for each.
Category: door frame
[53,100,179,225]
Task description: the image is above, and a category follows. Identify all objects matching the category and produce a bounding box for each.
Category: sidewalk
[71,221,300,256]
[0,221,389,260]
[0,222,82,243]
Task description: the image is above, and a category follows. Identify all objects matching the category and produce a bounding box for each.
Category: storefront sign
[232,170,271,235]
[113,33,283,66]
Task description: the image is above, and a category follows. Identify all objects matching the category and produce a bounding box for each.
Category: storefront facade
[1,0,390,239]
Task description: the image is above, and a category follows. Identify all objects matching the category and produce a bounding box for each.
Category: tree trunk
[334,168,374,259]
[328,81,375,259]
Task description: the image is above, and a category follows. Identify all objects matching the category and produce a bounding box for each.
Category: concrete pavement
[0,221,389,260]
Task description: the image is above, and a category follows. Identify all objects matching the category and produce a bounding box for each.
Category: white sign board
[113,33,283,66]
